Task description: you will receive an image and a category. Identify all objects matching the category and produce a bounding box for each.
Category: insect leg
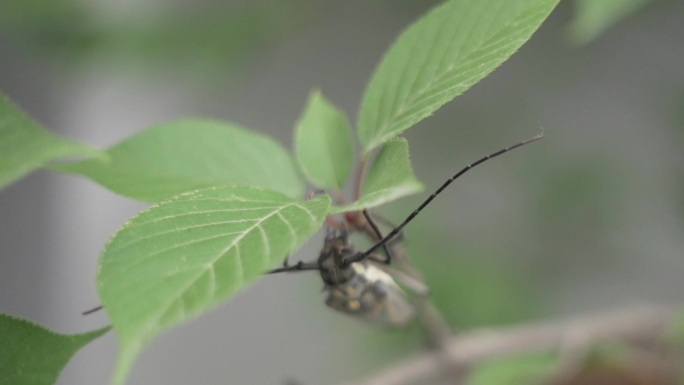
[362,209,392,264]
[281,255,291,268]
[368,210,426,280]
[369,212,405,245]
[336,210,390,266]
[268,260,320,274]
[82,305,103,315]
[363,210,426,280]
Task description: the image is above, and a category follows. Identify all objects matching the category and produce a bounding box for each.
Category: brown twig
[353,155,369,202]
[337,305,678,385]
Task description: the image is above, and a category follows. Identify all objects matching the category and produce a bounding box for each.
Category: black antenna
[360,133,544,259]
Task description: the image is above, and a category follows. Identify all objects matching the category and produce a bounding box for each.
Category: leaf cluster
[0,1,562,384]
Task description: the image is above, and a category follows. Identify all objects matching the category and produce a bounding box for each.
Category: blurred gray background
[1,1,682,384]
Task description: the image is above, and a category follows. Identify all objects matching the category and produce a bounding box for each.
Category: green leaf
[332,138,422,213]
[294,90,354,190]
[54,120,304,202]
[568,0,652,45]
[0,95,100,190]
[98,186,330,385]
[0,313,110,385]
[468,352,558,385]
[663,308,684,347]
[357,0,560,154]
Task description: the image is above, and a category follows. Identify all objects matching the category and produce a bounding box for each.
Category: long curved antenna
[361,133,544,259]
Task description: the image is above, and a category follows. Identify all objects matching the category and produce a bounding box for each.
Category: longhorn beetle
[269,133,544,327]
[83,134,543,319]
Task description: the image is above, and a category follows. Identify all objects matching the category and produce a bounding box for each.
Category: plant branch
[337,304,679,385]
[353,155,368,202]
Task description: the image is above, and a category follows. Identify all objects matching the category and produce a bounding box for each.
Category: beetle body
[317,229,415,328]
[268,134,544,327]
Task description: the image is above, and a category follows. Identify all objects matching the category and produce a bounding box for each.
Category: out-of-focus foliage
[556,342,682,385]
[341,220,541,371]
[0,0,319,77]
[665,309,684,346]
[1,0,663,81]
[530,161,625,263]
[0,95,100,189]
[468,352,557,385]
[568,0,655,44]
[416,243,539,328]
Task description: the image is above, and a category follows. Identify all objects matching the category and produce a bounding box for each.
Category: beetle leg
[369,211,406,245]
[268,260,319,274]
[363,209,393,264]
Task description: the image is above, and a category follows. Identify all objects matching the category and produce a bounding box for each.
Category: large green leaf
[54,120,304,202]
[0,95,100,190]
[98,186,330,385]
[294,90,354,190]
[0,313,109,385]
[357,0,560,154]
[332,138,422,213]
[568,0,653,45]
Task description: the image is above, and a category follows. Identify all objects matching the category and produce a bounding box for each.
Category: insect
[269,133,544,327]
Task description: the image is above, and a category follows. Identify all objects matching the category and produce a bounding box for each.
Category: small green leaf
[294,90,354,190]
[663,308,684,347]
[568,0,652,45]
[99,186,330,385]
[54,120,304,202]
[357,0,560,154]
[0,313,110,385]
[332,138,422,213]
[468,352,558,385]
[0,95,100,190]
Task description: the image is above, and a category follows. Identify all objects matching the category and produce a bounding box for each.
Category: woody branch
[338,304,679,385]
